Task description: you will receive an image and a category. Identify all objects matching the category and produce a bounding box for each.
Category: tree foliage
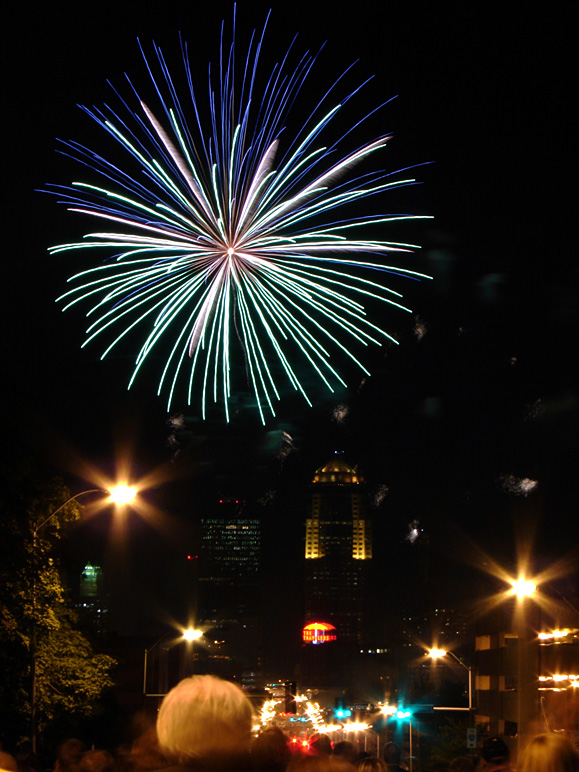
[428,717,471,768]
[36,606,115,721]
[0,459,115,748]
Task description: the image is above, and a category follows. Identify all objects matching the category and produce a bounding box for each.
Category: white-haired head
[157,675,254,761]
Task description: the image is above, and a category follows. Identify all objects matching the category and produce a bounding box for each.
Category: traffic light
[334,707,352,719]
[396,709,412,720]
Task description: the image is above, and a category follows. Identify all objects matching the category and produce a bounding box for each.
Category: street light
[31,484,137,751]
[32,484,138,538]
[108,484,138,506]
[427,648,474,712]
[391,707,414,772]
[183,628,203,642]
[507,574,539,761]
[143,633,171,697]
[509,576,536,600]
[143,628,203,696]
[183,627,204,678]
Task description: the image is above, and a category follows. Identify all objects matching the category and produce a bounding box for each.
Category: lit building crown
[312,459,364,485]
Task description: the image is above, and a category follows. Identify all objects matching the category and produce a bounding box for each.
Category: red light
[303,621,337,643]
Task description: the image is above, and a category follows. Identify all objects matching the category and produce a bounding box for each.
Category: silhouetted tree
[0,459,115,749]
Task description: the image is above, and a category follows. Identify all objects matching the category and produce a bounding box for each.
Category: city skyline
[2,1,576,666]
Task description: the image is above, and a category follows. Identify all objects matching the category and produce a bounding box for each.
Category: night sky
[3,2,577,653]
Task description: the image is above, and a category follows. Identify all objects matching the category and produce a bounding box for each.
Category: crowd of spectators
[1,676,577,772]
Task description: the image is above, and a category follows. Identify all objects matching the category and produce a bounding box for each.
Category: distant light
[539,629,572,640]
[380,705,397,715]
[346,721,370,731]
[183,628,203,641]
[428,647,447,658]
[510,577,537,598]
[108,484,137,505]
[318,724,341,733]
[553,629,570,638]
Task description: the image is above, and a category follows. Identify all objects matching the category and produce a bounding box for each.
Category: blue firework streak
[47,12,431,423]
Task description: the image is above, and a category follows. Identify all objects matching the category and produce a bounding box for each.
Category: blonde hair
[156,675,253,761]
[520,734,579,772]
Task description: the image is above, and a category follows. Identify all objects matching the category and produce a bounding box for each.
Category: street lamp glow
[183,628,203,641]
[108,484,137,505]
[553,629,570,638]
[346,721,370,731]
[510,577,536,599]
[426,646,474,711]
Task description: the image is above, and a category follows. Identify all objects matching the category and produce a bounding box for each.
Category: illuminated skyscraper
[305,456,372,647]
[78,562,108,632]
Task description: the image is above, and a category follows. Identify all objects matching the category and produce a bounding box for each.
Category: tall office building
[77,562,108,632]
[304,456,372,647]
[198,498,262,686]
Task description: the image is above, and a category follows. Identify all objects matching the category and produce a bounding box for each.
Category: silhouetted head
[333,742,357,764]
[55,740,86,772]
[357,757,385,772]
[309,734,332,756]
[0,751,18,772]
[251,727,291,772]
[156,675,253,762]
[383,744,401,766]
[449,756,475,772]
[79,751,114,772]
[520,734,579,772]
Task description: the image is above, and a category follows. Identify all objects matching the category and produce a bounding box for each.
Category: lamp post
[30,484,137,751]
[183,627,203,677]
[396,710,413,772]
[427,648,474,718]
[508,576,537,761]
[143,633,170,698]
[32,485,137,540]
[143,628,203,697]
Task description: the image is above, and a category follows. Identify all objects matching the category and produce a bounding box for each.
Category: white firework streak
[47,19,431,423]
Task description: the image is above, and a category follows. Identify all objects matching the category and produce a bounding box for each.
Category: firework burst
[46,11,431,423]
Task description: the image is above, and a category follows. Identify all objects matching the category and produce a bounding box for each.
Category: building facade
[198,498,262,686]
[77,562,108,632]
[475,598,579,760]
[304,456,372,647]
